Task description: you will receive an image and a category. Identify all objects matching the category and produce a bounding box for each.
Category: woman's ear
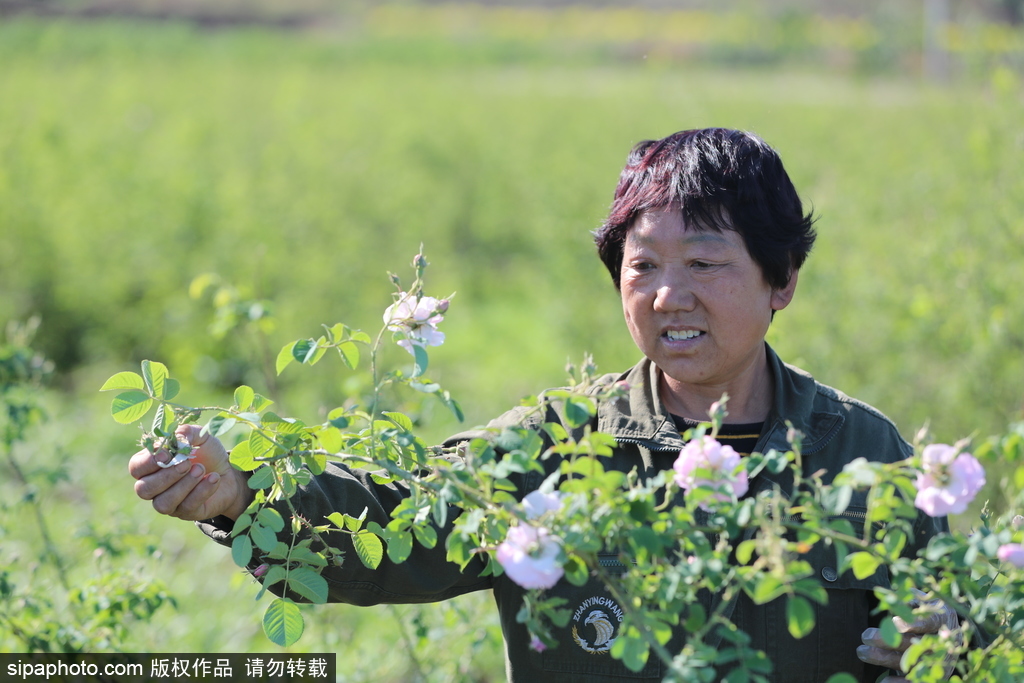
[771,269,799,311]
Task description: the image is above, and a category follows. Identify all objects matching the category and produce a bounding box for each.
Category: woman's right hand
[128,423,254,521]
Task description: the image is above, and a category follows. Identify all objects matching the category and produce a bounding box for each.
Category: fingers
[860,602,960,681]
[128,428,220,520]
[860,626,912,654]
[857,628,907,670]
[128,440,170,479]
[136,460,225,520]
[894,610,947,635]
[177,423,208,447]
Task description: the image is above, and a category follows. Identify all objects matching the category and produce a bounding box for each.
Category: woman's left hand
[856,597,960,681]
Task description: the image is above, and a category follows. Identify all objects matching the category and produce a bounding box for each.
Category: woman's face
[619,207,796,412]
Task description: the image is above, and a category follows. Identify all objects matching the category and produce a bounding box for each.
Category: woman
[130,128,947,682]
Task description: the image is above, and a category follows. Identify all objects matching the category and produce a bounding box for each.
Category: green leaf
[848,552,882,580]
[231,513,252,535]
[650,618,672,646]
[440,391,464,422]
[229,440,260,472]
[611,628,649,672]
[338,341,360,370]
[141,360,169,399]
[250,521,279,553]
[289,546,328,568]
[234,385,255,411]
[251,393,273,412]
[382,528,413,564]
[263,598,304,647]
[749,575,788,605]
[383,411,414,432]
[412,523,437,550]
[267,542,291,560]
[247,466,276,490]
[318,427,343,454]
[564,397,590,428]
[276,342,295,375]
[793,578,829,605]
[280,471,297,497]
[258,507,286,533]
[683,604,706,632]
[286,567,329,604]
[304,452,327,476]
[565,458,605,478]
[343,509,367,532]
[249,429,277,460]
[326,322,346,342]
[206,413,238,438]
[879,617,902,648]
[152,403,173,434]
[111,391,154,424]
[353,531,384,569]
[163,378,180,401]
[326,512,348,530]
[563,555,589,586]
[292,339,318,364]
[412,344,428,377]
[735,539,757,565]
[231,534,253,568]
[100,371,144,392]
[543,421,569,443]
[824,675,859,683]
[262,565,287,590]
[786,595,816,639]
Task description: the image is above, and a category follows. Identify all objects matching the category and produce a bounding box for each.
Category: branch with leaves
[103,251,1024,681]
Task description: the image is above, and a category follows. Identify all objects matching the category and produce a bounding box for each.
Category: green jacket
[199,344,946,682]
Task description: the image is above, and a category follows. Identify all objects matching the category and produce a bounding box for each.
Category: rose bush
[104,252,1024,681]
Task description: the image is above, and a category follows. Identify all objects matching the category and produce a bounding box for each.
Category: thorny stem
[2,445,70,592]
[368,324,390,423]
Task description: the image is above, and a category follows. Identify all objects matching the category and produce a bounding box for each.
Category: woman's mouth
[665,330,703,341]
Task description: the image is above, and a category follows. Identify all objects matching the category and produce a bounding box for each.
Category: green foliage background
[0,8,1022,677]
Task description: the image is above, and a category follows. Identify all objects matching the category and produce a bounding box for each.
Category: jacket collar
[596,357,685,452]
[597,344,843,461]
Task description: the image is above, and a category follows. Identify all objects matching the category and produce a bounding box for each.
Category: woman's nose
[653,276,696,312]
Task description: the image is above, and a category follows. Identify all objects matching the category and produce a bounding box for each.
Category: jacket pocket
[812,506,891,589]
[540,554,663,680]
[758,506,890,683]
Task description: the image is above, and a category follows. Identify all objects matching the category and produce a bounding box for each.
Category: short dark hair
[594,128,817,290]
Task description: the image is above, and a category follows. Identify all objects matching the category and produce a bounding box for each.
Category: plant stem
[2,446,70,591]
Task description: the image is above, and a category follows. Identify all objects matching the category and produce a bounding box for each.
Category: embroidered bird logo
[585,610,615,648]
[572,609,617,654]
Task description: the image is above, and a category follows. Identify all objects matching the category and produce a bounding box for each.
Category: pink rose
[997,543,1024,568]
[522,490,563,520]
[383,292,446,355]
[914,444,986,517]
[673,436,749,510]
[495,525,563,590]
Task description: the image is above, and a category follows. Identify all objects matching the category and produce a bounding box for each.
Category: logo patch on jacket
[571,596,624,654]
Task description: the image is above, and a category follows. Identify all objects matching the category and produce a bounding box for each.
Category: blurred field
[0,7,1022,674]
